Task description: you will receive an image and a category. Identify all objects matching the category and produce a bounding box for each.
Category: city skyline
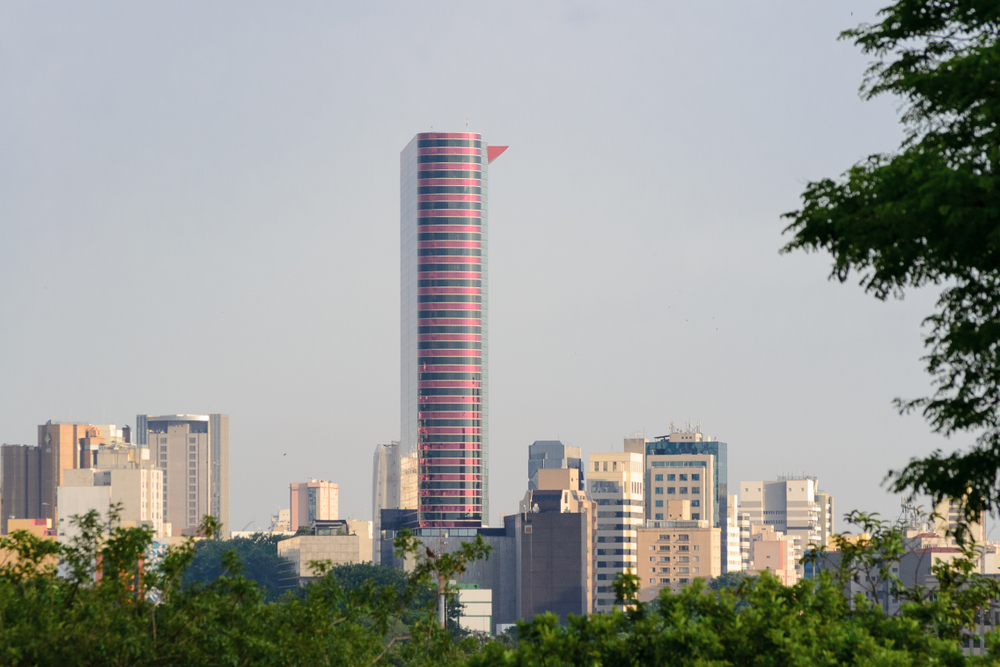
[0,2,958,532]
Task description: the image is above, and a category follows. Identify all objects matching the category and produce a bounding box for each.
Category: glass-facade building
[400,132,506,528]
[645,438,728,527]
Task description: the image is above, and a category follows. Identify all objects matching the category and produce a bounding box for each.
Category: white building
[588,451,644,611]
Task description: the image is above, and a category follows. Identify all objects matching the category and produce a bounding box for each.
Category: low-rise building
[277,519,372,583]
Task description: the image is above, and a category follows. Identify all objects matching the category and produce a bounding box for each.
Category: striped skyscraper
[400,131,506,528]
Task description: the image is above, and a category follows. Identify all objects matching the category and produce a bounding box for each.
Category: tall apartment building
[637,517,721,602]
[136,414,230,537]
[290,479,338,531]
[400,131,506,528]
[528,440,584,491]
[588,451,644,611]
[738,477,833,569]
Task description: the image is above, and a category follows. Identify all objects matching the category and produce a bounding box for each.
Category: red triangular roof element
[487,145,508,164]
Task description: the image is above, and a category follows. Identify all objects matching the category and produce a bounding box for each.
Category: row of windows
[653,512,701,520]
[417,325,481,334]
[419,481,482,490]
[418,434,482,443]
[418,232,481,242]
[418,466,482,474]
[595,549,636,556]
[418,201,482,211]
[420,496,483,507]
[418,278,481,288]
[418,341,482,350]
[417,154,482,164]
[419,404,482,413]
[419,311,481,321]
[418,294,482,304]
[419,217,481,226]
[418,264,481,273]
[418,185,482,195]
[596,511,642,519]
[418,247,481,257]
[655,487,701,495]
[418,170,481,179]
[417,138,482,148]
[419,419,481,428]
[417,484,483,495]
[418,387,482,397]
[419,357,481,366]
[653,473,701,482]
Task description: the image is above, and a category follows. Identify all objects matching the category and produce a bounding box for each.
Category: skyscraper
[400,131,506,528]
[136,414,229,537]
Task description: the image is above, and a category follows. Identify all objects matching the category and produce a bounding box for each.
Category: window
[667,474,676,481]
[660,567,670,573]
[691,500,700,507]
[666,487,675,494]
[649,557,655,562]
[655,513,663,520]
[654,474,663,482]
[597,574,608,580]
[612,462,617,471]
[659,535,669,541]
[660,578,670,584]
[693,545,699,551]
[597,549,606,556]
[679,474,688,481]
[680,487,688,494]
[655,500,663,508]
[691,473,700,481]
[692,513,700,520]
[692,487,700,494]
[654,487,663,495]
[189,437,196,444]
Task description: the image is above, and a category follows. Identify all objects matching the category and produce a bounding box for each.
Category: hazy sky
[1,2,964,535]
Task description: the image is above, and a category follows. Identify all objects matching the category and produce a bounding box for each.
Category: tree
[782,0,1000,525]
[184,532,295,600]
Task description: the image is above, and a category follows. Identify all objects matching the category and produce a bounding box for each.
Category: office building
[739,476,833,568]
[400,131,506,528]
[372,441,400,563]
[588,451,644,611]
[290,479,338,531]
[516,482,595,623]
[58,465,165,540]
[645,424,728,528]
[277,519,373,584]
[528,440,584,491]
[1,444,41,534]
[746,524,799,585]
[136,414,230,537]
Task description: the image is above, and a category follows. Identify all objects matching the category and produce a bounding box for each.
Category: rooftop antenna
[466,118,469,129]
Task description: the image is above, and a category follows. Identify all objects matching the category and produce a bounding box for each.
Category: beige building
[290,478,338,531]
[746,524,798,585]
[588,451,644,611]
[277,519,373,583]
[137,414,230,538]
[58,465,165,539]
[637,514,721,602]
[739,477,834,571]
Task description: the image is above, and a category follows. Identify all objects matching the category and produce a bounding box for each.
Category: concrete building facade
[136,414,230,537]
[290,478,338,531]
[527,440,584,491]
[58,465,165,539]
[277,519,373,583]
[637,519,721,601]
[739,476,834,569]
[588,451,644,611]
[372,441,400,563]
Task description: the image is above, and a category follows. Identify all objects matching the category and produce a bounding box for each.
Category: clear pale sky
[0,2,964,535]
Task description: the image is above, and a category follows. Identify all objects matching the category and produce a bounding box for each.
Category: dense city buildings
[399,131,506,528]
[528,440,584,491]
[645,425,728,527]
[58,464,164,540]
[136,414,230,537]
[588,451,644,611]
[0,421,128,533]
[290,478,338,531]
[738,476,835,571]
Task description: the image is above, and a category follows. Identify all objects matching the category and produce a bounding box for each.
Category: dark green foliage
[185,532,295,600]
[782,0,1000,524]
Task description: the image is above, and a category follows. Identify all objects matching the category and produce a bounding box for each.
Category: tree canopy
[782,0,1000,522]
